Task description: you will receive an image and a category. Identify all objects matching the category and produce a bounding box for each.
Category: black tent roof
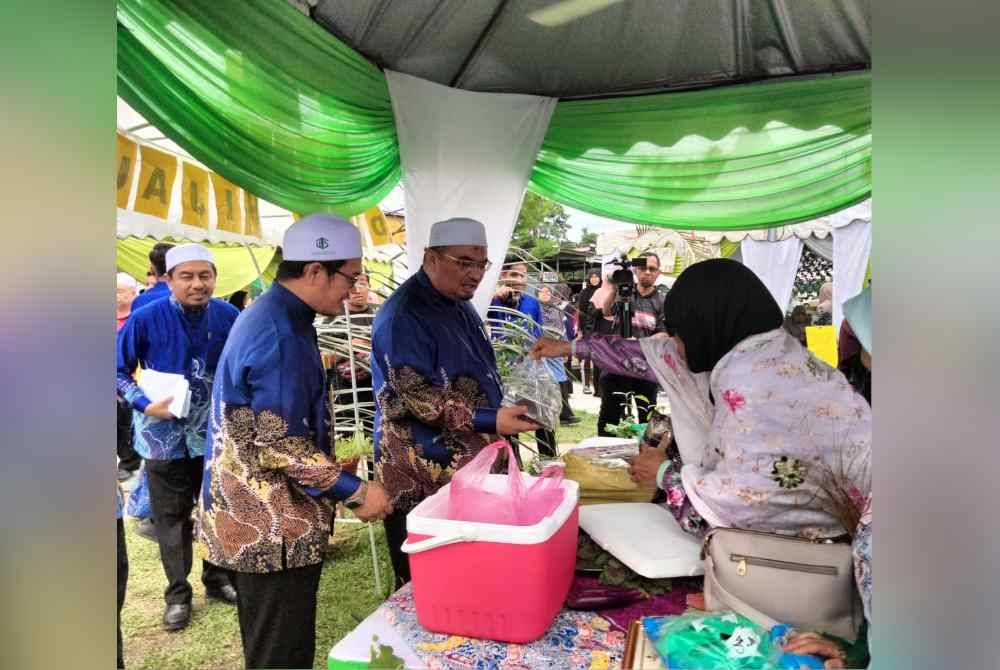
[309,0,870,99]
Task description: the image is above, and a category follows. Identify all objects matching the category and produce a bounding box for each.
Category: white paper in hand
[138,369,191,418]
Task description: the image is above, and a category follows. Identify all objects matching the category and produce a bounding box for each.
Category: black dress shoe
[205,584,238,605]
[162,603,191,631]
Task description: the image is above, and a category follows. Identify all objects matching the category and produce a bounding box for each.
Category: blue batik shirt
[199,282,362,573]
[130,280,170,312]
[116,295,239,461]
[371,270,504,512]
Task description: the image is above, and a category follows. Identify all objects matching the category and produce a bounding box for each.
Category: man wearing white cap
[116,243,240,631]
[371,217,540,588]
[199,213,393,669]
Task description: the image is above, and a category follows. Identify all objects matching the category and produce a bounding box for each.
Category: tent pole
[242,242,265,290]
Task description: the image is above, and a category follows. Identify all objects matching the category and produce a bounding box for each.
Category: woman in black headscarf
[531,259,871,540]
[575,270,603,393]
[658,259,784,373]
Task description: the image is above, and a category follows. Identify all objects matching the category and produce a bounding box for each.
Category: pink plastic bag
[447,440,565,526]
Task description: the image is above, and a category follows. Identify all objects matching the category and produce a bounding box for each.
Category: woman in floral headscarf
[532,259,871,541]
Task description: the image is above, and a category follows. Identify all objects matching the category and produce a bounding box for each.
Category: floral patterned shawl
[639,328,871,538]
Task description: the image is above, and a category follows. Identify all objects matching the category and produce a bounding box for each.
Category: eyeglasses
[436,251,492,273]
[333,270,363,286]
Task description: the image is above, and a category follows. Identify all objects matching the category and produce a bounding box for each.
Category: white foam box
[579,503,704,579]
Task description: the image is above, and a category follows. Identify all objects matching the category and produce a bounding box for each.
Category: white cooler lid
[579,503,704,579]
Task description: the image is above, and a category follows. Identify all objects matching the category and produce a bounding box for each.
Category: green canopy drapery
[529,73,870,230]
[117,237,277,298]
[117,0,400,217]
[117,1,870,231]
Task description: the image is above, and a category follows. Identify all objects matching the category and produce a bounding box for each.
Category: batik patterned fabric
[372,270,504,514]
[116,295,239,460]
[853,496,873,624]
[582,329,871,538]
[199,283,361,573]
[382,584,626,670]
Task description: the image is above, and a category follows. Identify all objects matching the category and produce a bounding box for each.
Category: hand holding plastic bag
[447,440,565,526]
[501,357,562,431]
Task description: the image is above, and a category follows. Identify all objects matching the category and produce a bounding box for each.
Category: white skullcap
[427,217,487,248]
[116,272,138,289]
[166,243,214,273]
[283,213,362,262]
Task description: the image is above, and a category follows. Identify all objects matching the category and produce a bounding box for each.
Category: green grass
[121,517,394,670]
[555,410,598,447]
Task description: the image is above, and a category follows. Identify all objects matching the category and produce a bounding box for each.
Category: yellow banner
[180,163,210,229]
[365,259,393,290]
[211,173,244,234]
[806,325,839,368]
[244,193,261,239]
[388,213,406,246]
[116,134,138,209]
[134,145,178,218]
[365,207,392,246]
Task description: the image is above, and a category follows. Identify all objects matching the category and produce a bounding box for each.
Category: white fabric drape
[386,70,557,316]
[832,220,872,333]
[803,235,834,261]
[739,236,804,313]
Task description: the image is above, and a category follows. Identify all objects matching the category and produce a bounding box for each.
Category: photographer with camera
[596,252,667,436]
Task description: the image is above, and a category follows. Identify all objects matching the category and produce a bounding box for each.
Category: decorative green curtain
[117,237,277,298]
[117,0,400,216]
[530,73,871,231]
[118,0,870,232]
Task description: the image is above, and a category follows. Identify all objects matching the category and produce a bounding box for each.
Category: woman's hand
[627,446,667,487]
[783,632,847,668]
[530,337,572,360]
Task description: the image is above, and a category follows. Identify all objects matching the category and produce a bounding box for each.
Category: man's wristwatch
[343,481,368,510]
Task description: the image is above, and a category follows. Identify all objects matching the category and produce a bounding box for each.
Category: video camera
[607,253,647,300]
[605,252,648,338]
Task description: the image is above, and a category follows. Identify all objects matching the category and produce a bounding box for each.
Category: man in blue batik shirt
[116,243,238,632]
[372,218,540,588]
[199,214,393,670]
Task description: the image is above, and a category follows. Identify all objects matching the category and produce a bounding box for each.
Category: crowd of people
[116,215,872,669]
